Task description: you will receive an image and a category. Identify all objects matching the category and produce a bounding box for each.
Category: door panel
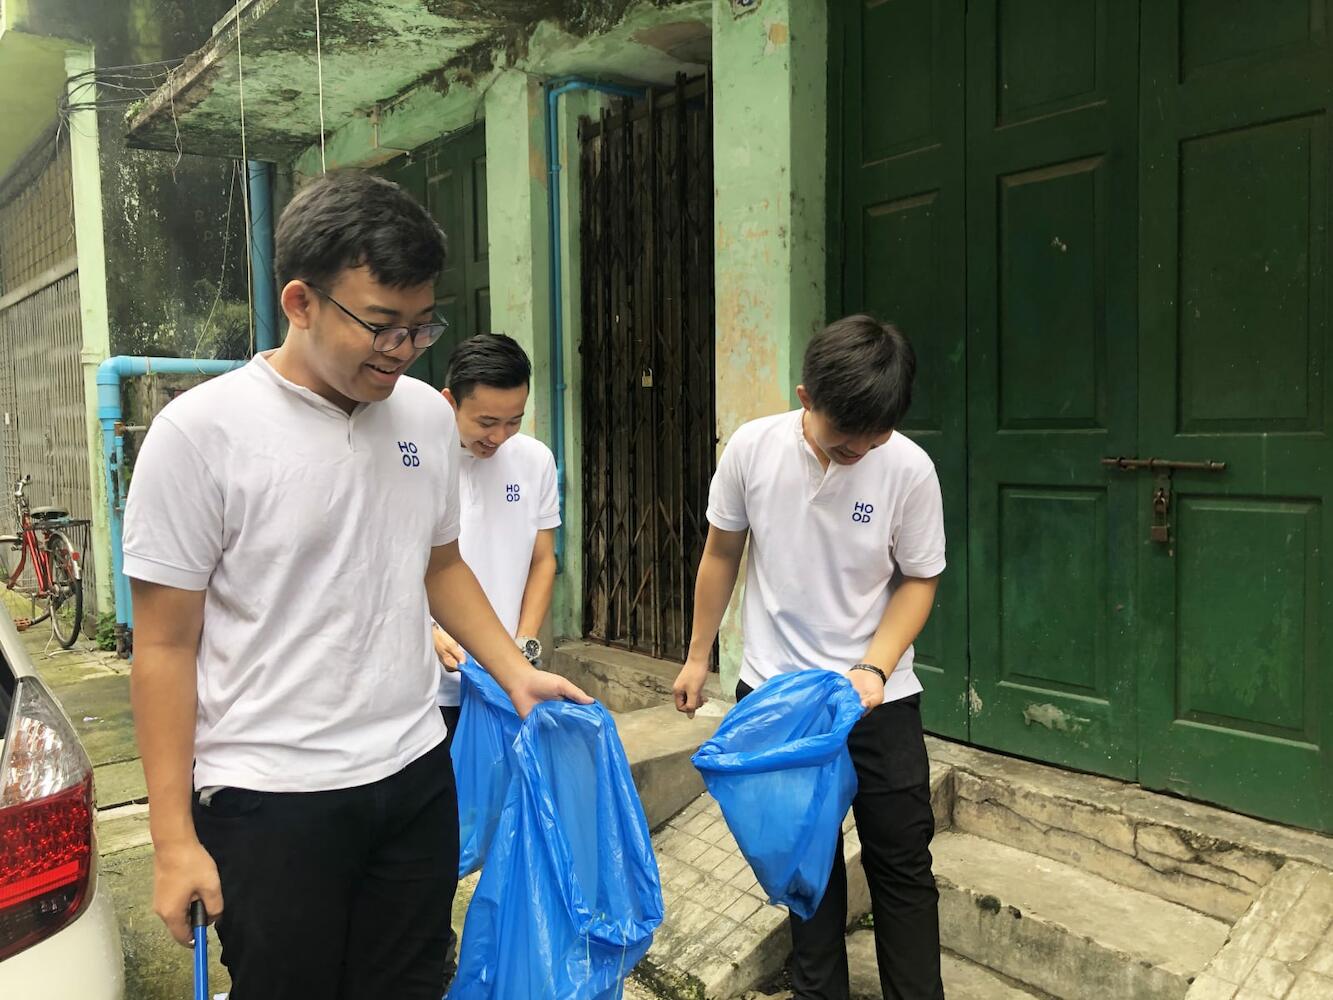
[380,125,489,388]
[1138,1,1333,830]
[837,0,969,738]
[966,0,1140,777]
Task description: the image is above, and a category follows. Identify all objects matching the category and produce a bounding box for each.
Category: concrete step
[552,640,726,714]
[615,701,725,831]
[935,831,1230,1000]
[929,737,1328,923]
[848,932,1047,999]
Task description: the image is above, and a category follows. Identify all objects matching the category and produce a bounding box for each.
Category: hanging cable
[236,4,256,358]
[315,0,328,172]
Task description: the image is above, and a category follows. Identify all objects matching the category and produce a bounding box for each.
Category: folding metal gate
[579,74,716,662]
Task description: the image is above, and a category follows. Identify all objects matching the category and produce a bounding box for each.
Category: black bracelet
[850,663,888,685]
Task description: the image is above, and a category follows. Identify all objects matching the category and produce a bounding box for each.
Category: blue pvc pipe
[545,79,643,570]
[98,357,245,642]
[246,161,279,351]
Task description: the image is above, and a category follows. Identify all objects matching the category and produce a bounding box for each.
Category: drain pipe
[97,357,245,653]
[545,78,643,569]
[246,161,279,351]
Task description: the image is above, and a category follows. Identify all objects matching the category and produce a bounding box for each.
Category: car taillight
[0,677,95,962]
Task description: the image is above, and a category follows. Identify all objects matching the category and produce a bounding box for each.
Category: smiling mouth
[366,362,401,376]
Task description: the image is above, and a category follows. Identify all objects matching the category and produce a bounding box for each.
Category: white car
[0,609,124,997]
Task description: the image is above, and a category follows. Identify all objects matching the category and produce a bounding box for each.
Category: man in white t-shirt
[425,333,559,978]
[123,171,588,1000]
[673,315,947,1000]
[430,333,560,716]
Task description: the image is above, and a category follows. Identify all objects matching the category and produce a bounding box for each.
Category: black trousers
[194,737,459,1000]
[737,680,944,1000]
[440,705,462,973]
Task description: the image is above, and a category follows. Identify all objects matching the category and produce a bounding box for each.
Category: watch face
[522,638,542,661]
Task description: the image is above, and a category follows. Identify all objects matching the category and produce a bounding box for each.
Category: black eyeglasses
[304,282,448,353]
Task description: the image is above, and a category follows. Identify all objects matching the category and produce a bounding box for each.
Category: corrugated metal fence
[0,263,98,617]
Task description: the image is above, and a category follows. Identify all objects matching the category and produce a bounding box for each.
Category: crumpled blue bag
[451,658,521,877]
[448,699,664,1000]
[691,670,862,919]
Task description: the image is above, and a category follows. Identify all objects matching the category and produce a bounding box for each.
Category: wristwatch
[517,636,542,666]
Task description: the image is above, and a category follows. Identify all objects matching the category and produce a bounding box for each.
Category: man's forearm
[516,553,556,639]
[685,549,743,665]
[860,575,940,677]
[427,544,533,690]
[131,646,201,848]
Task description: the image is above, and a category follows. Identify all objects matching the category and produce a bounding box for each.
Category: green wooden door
[964,1,1141,778]
[1137,1,1333,830]
[832,0,969,739]
[381,125,490,389]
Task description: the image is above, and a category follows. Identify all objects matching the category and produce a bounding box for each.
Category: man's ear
[795,384,814,412]
[280,281,317,330]
[442,388,459,412]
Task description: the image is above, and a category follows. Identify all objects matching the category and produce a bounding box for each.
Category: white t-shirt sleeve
[706,433,750,532]
[537,447,561,530]
[122,415,224,592]
[433,413,462,548]
[893,468,947,579]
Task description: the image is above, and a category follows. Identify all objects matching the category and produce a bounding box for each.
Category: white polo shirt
[708,409,946,702]
[123,354,460,793]
[437,432,560,707]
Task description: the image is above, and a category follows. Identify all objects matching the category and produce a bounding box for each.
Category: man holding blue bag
[430,333,560,736]
[427,333,560,981]
[673,315,947,1000]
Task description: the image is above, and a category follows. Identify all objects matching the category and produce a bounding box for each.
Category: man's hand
[848,667,886,715]
[153,837,224,947]
[505,668,593,719]
[673,659,710,719]
[433,624,465,672]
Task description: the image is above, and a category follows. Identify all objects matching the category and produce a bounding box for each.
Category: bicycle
[0,475,85,649]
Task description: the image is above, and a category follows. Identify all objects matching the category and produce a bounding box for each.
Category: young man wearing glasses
[123,171,589,999]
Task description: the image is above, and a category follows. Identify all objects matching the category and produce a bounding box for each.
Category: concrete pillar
[66,46,115,616]
[712,0,828,687]
[484,70,552,440]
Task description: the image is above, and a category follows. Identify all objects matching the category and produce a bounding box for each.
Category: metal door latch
[1151,475,1171,544]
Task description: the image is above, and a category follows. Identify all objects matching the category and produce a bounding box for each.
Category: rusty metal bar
[1100,456,1227,473]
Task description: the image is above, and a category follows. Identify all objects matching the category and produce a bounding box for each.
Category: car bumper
[0,875,124,998]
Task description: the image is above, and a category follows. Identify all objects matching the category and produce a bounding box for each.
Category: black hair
[273,170,448,290]
[801,314,916,434]
[445,333,532,401]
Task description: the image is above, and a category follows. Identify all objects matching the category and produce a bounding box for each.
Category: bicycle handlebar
[13,474,31,499]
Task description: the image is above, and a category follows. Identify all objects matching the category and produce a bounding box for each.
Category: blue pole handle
[190,899,208,1000]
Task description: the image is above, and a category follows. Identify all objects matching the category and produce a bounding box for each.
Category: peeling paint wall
[711,0,826,691]
[483,69,551,438]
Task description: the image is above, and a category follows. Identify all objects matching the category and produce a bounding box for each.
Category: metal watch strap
[850,663,888,685]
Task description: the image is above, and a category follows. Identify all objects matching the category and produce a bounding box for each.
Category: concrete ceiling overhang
[125,0,562,161]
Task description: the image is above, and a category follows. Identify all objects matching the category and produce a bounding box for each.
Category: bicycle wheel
[46,530,83,649]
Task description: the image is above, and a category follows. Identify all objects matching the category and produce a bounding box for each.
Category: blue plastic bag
[448,700,664,1000]
[452,658,522,877]
[691,670,862,919]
